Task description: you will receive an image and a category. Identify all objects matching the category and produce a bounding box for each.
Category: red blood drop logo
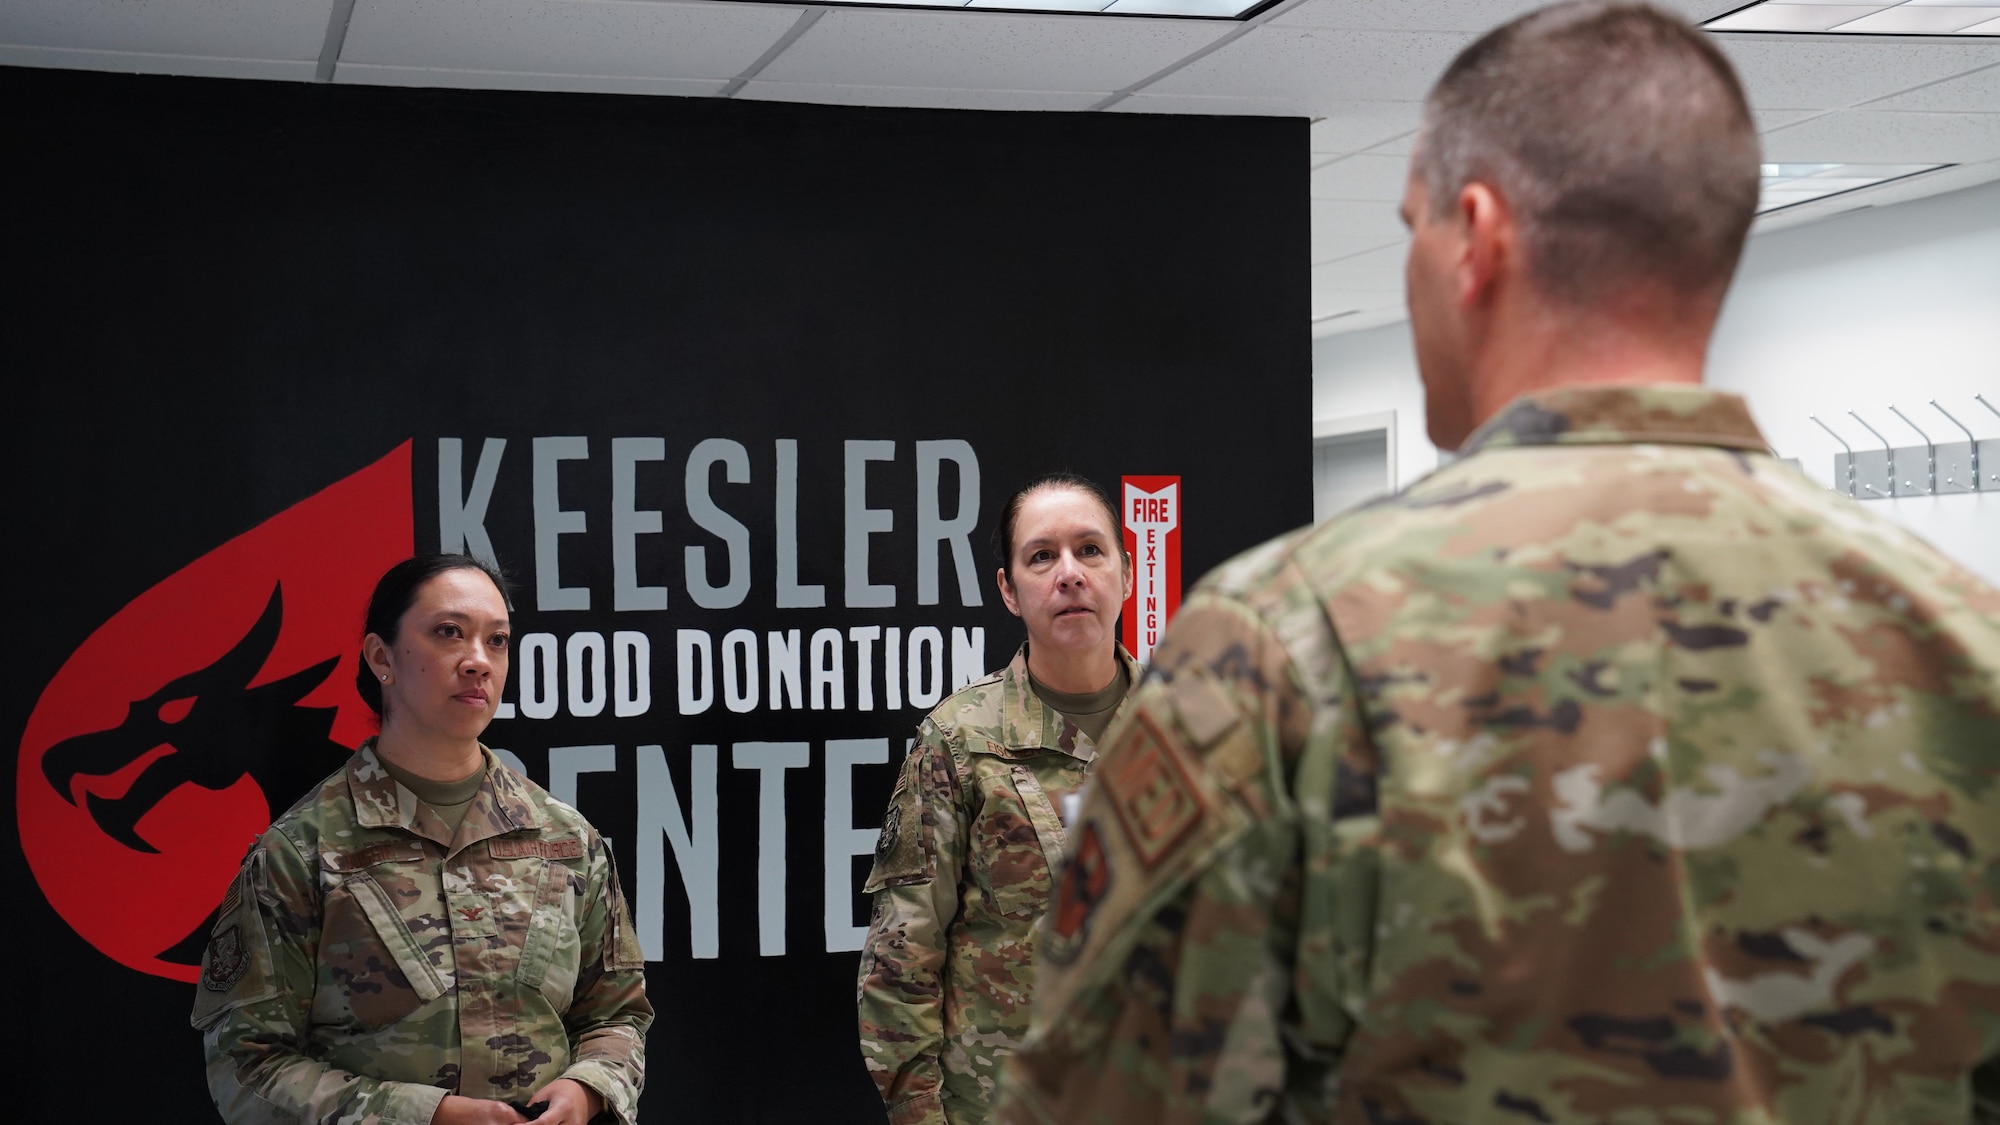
[16,443,413,981]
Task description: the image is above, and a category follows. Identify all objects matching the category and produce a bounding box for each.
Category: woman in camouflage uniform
[193,555,652,1125]
[857,474,1140,1125]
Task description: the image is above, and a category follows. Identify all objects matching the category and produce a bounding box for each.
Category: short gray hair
[1417,2,1761,306]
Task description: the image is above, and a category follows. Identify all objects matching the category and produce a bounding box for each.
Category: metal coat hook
[1887,404,1935,494]
[1848,410,1895,497]
[1979,393,1999,422]
[1931,399,1980,493]
[1809,414,1855,497]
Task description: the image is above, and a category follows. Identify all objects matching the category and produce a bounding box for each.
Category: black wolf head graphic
[41,582,350,856]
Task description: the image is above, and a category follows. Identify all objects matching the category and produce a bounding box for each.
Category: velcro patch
[864,771,929,891]
[202,925,249,992]
[1042,820,1112,967]
[1100,710,1208,872]
[490,836,585,860]
[321,841,426,871]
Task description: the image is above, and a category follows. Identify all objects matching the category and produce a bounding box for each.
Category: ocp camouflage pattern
[859,643,1142,1125]
[193,741,652,1125]
[998,384,2000,1125]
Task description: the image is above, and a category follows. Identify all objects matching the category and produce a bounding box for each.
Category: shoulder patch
[202,925,249,992]
[863,770,930,891]
[1099,710,1208,873]
[601,841,647,971]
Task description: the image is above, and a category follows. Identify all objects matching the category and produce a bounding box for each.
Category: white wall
[1310,178,2000,584]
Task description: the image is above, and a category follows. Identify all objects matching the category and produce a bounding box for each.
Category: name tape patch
[490,836,585,860]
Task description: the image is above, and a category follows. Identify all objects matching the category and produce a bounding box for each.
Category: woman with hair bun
[857,474,1139,1125]
[193,554,652,1125]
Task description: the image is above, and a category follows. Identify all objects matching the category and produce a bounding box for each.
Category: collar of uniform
[347,739,543,835]
[1460,383,1770,455]
[994,642,1143,763]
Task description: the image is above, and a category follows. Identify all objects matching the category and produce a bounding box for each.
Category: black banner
[3,65,1307,1122]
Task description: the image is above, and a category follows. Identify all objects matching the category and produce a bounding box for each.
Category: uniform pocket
[316,845,444,1031]
[972,764,1068,920]
[517,856,584,1011]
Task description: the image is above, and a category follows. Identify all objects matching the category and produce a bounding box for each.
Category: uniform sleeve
[555,834,655,1125]
[192,831,451,1125]
[857,720,970,1125]
[996,581,1369,1125]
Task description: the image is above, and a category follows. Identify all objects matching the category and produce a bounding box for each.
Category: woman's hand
[430,1095,529,1124]
[525,1078,605,1125]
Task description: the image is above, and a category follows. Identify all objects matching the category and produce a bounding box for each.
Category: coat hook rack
[1847,410,1896,498]
[1814,399,1996,499]
[1809,414,1855,497]
[1887,404,1935,495]
[1931,400,1981,494]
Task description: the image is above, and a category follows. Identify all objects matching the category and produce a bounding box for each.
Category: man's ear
[995,568,1022,617]
[1457,181,1514,308]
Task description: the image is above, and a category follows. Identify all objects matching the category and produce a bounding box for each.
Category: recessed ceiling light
[727,0,1274,16]
[1757,162,1952,213]
[1707,0,2000,34]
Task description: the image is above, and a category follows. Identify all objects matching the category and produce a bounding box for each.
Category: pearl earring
[380,674,389,682]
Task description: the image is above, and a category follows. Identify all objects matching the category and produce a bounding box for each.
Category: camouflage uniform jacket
[861,642,1145,1125]
[192,740,652,1125]
[999,384,2000,1125]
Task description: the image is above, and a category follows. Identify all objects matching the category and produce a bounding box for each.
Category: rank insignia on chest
[1101,711,1206,871]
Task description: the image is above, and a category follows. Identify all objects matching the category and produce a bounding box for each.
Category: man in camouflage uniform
[193,740,652,1124]
[861,642,1144,1124]
[998,5,2000,1124]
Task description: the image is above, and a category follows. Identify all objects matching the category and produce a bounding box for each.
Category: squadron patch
[1042,820,1112,967]
[1101,710,1208,872]
[203,925,248,992]
[877,802,903,862]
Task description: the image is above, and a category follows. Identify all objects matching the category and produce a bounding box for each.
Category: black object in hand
[506,1100,549,1120]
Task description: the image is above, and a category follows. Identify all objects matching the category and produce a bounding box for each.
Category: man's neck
[1466,294,1713,431]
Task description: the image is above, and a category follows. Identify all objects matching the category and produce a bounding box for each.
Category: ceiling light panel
[1707,0,2000,33]
[1756,161,1951,211]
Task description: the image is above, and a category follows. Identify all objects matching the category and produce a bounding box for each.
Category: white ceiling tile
[1307,100,1423,152]
[1713,36,2000,108]
[1270,0,1543,31]
[1144,28,1470,101]
[0,45,312,78]
[1309,152,1409,200]
[1313,303,1411,335]
[1707,5,1886,33]
[335,64,730,95]
[757,8,1230,92]
[1312,197,1407,238]
[1310,287,1402,321]
[1109,92,1320,114]
[1311,232,1404,264]
[1649,0,1761,22]
[341,0,800,79]
[737,80,1103,110]
[1272,0,1747,32]
[1864,61,2000,111]
[1834,5,2000,32]
[0,0,328,59]
[1755,107,1833,131]
[1311,241,1406,288]
[1760,108,2000,161]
